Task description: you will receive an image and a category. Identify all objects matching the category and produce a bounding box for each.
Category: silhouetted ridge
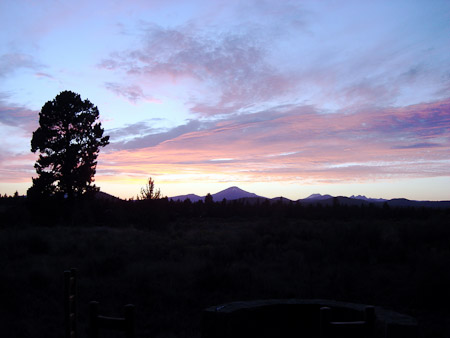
[270,196,293,204]
[94,191,120,201]
[350,195,387,203]
[169,194,203,202]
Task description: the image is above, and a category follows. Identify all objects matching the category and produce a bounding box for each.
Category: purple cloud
[105,97,450,157]
[392,143,442,149]
[108,119,210,151]
[96,0,450,124]
[107,121,158,140]
[98,97,450,187]
[367,100,450,138]
[105,82,159,103]
[0,53,42,77]
[100,23,296,115]
[0,95,38,133]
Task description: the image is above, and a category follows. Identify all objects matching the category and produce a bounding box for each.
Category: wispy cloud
[108,119,212,150]
[99,98,450,183]
[0,151,36,183]
[366,100,450,139]
[105,82,160,103]
[392,143,442,149]
[0,94,38,133]
[100,22,296,115]
[99,1,450,121]
[0,53,42,77]
[34,72,55,80]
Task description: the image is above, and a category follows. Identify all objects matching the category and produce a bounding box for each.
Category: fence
[63,268,135,338]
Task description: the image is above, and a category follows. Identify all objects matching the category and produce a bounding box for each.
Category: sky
[1,0,450,201]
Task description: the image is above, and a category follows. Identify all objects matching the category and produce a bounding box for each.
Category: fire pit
[202,299,417,338]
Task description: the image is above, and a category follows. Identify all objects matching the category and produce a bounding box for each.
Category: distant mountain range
[95,186,449,208]
[308,193,387,204]
[169,189,387,203]
[168,187,450,208]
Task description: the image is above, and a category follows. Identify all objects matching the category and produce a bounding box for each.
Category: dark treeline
[1,194,449,228]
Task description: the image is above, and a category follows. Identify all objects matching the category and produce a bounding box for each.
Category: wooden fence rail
[88,301,135,338]
[320,306,375,338]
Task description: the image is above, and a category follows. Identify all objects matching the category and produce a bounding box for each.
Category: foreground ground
[1,210,450,337]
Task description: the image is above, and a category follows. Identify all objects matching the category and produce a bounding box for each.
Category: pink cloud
[363,99,450,141]
[7,97,444,186]
[100,23,297,116]
[105,82,161,103]
[0,98,38,134]
[97,1,450,122]
[0,152,36,183]
[98,98,450,185]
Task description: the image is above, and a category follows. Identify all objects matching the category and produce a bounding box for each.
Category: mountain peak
[212,186,260,201]
[169,186,262,202]
[221,186,245,193]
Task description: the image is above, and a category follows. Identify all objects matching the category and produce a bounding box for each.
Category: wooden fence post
[365,306,375,333]
[124,304,135,338]
[88,301,99,338]
[64,268,77,338]
[320,306,331,338]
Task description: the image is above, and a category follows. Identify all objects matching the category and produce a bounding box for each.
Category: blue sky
[1,0,449,200]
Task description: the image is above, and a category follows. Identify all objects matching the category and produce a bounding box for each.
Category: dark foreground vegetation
[1,195,450,337]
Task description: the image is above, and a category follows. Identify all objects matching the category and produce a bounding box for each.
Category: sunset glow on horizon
[1,0,450,201]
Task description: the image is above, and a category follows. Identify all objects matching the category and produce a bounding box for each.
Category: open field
[1,199,450,337]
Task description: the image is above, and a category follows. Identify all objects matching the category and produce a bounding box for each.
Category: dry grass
[1,214,450,337]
